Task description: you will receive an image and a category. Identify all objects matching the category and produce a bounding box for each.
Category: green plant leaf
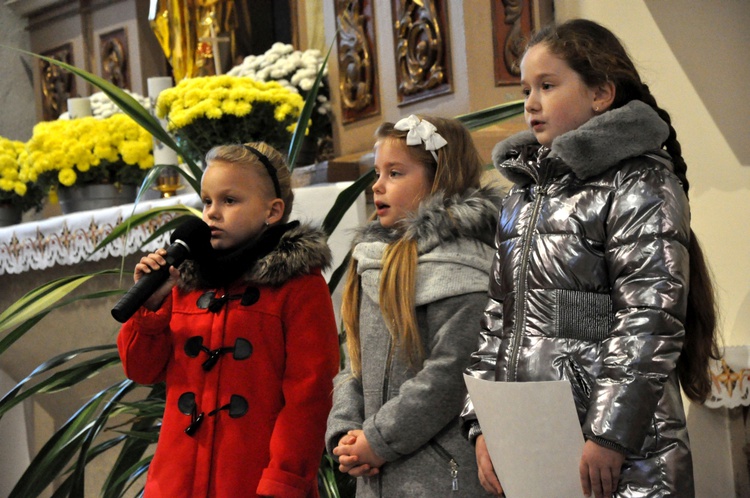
[93,206,200,254]
[0,345,116,407]
[327,252,351,295]
[102,384,164,498]
[50,436,126,498]
[105,456,152,498]
[455,99,525,130]
[0,289,121,358]
[287,39,335,171]
[322,169,375,237]
[0,350,121,419]
[68,380,136,497]
[8,381,126,498]
[0,270,123,336]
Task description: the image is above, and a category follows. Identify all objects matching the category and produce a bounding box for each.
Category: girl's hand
[332,430,384,477]
[133,249,180,310]
[476,435,504,496]
[579,439,626,498]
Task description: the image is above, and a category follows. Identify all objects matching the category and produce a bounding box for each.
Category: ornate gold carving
[335,0,380,123]
[501,0,524,77]
[40,44,76,121]
[491,0,534,86]
[149,0,238,82]
[391,0,452,105]
[100,28,130,89]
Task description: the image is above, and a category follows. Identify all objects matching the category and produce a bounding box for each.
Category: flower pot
[57,184,138,215]
[0,203,22,227]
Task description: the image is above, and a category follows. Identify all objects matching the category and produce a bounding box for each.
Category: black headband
[244,145,282,198]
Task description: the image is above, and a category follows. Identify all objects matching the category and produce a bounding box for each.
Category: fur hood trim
[180,223,332,290]
[355,185,502,254]
[492,100,670,182]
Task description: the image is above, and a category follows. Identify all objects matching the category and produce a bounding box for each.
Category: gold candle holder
[154,166,184,198]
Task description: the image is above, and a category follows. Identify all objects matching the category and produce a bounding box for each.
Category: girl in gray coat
[326,115,500,497]
[462,19,719,498]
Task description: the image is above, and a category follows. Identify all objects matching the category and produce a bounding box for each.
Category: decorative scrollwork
[336,0,380,123]
[501,0,524,76]
[392,0,451,105]
[100,28,130,89]
[40,44,75,121]
[491,0,537,85]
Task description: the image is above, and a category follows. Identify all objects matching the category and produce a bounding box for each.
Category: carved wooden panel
[491,0,533,86]
[335,0,380,123]
[39,44,76,121]
[99,27,131,90]
[391,0,452,106]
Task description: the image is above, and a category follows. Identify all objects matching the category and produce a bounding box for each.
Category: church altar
[0,182,365,278]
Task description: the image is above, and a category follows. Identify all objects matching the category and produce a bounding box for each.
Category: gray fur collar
[492,100,670,182]
[355,185,501,254]
[179,222,331,290]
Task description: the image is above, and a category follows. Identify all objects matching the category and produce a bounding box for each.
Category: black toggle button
[184,336,253,371]
[177,392,248,436]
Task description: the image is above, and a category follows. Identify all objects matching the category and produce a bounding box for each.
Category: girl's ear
[266,198,285,225]
[593,81,616,113]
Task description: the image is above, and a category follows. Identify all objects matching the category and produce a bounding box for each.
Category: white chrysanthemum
[299,78,314,91]
[56,90,150,120]
[226,43,330,131]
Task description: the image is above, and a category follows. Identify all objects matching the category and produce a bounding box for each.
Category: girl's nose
[372,176,384,194]
[524,90,539,113]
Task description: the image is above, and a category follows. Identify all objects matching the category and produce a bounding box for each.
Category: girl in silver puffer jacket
[462,19,719,498]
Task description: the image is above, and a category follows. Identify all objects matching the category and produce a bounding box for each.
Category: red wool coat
[118,223,339,497]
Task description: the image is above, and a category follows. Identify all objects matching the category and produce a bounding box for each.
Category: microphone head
[170,216,212,260]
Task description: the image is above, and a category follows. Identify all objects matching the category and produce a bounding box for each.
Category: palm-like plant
[0,45,523,498]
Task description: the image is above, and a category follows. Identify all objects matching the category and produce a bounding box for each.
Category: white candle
[147,77,179,166]
[67,97,92,119]
[147,76,174,101]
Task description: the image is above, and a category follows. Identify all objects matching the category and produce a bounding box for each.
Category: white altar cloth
[0,195,194,276]
[0,182,366,277]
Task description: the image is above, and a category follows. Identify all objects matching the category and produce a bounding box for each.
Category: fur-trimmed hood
[355,185,502,254]
[492,100,671,184]
[179,222,332,290]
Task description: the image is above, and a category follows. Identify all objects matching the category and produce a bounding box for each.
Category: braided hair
[527,19,719,402]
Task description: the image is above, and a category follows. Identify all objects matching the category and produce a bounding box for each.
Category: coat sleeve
[257,271,340,498]
[459,296,504,438]
[116,293,173,385]
[325,361,365,458]
[362,292,488,462]
[584,162,690,453]
[460,216,505,438]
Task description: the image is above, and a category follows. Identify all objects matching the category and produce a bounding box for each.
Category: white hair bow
[393,114,448,161]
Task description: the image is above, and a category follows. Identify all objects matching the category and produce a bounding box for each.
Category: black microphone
[111,216,212,323]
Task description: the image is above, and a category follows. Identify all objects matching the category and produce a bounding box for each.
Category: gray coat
[462,101,694,497]
[326,187,500,497]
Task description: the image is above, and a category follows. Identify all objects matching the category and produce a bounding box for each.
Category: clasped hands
[332,430,386,477]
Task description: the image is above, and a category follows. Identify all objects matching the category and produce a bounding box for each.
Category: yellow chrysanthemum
[155,75,305,159]
[22,113,153,189]
[0,135,43,211]
[58,168,77,187]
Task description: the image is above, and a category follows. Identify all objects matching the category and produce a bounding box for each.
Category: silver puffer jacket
[461,101,694,497]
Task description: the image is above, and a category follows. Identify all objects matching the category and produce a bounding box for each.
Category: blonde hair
[342,116,484,377]
[204,142,295,222]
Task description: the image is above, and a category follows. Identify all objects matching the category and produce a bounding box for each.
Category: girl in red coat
[117,142,340,497]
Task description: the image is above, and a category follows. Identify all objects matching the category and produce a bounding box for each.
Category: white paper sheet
[463,374,585,498]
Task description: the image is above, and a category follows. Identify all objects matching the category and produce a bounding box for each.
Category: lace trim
[705,346,750,409]
[0,193,201,276]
